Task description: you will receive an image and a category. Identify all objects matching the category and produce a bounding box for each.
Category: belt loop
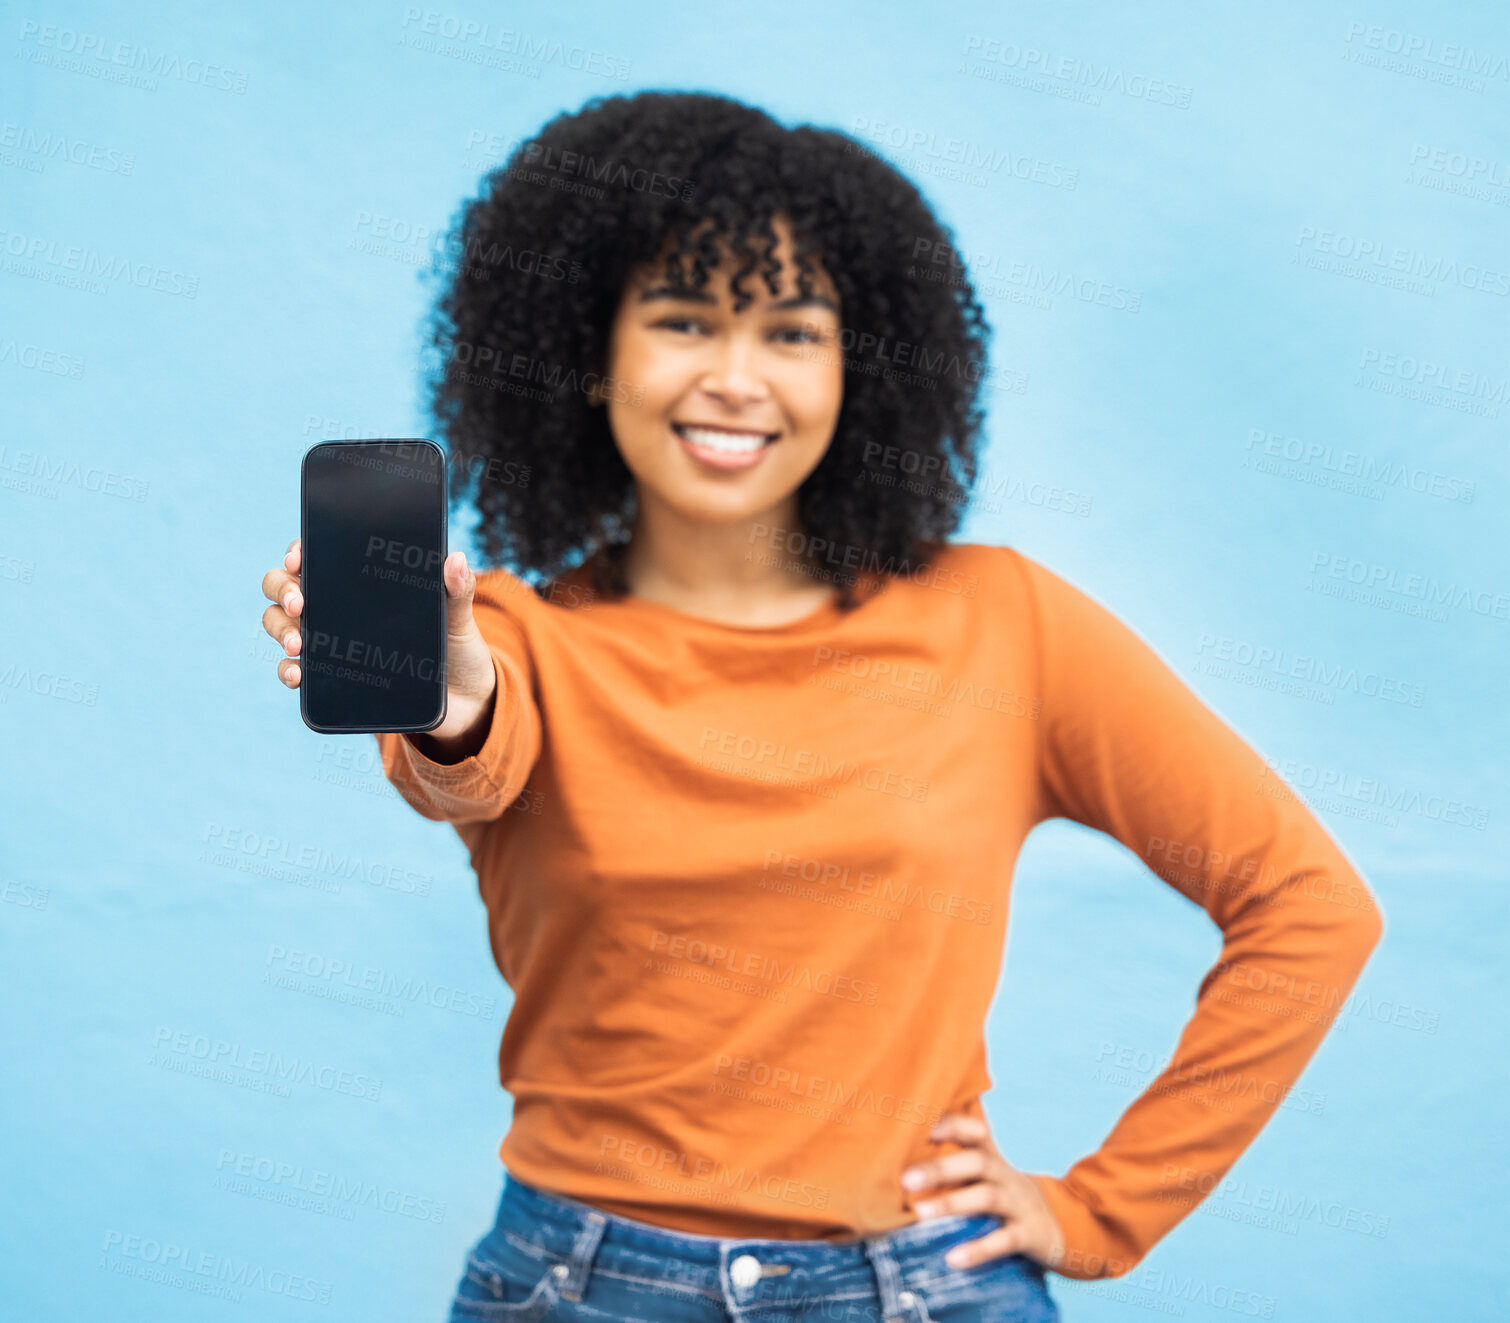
[558,1209,607,1303]
[862,1235,910,1323]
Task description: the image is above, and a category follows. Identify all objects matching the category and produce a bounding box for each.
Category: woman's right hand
[260,537,500,758]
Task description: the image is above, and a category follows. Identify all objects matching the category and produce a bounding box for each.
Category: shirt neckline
[616,584,848,634]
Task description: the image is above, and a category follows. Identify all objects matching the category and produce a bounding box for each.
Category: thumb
[443,551,478,636]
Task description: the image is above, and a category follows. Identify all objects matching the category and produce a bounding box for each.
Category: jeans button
[731,1254,762,1289]
[551,1264,569,1280]
[898,1290,917,1307]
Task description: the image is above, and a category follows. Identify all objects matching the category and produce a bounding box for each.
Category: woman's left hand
[900,1112,1066,1271]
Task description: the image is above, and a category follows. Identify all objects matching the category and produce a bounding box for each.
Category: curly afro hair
[424,89,993,610]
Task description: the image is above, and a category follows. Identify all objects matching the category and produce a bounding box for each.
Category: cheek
[610,334,691,414]
[786,365,845,435]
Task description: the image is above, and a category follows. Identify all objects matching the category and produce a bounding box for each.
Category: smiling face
[597,215,845,533]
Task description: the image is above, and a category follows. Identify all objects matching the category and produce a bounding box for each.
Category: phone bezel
[298,438,449,735]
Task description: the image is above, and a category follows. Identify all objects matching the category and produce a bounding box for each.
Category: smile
[672,422,780,471]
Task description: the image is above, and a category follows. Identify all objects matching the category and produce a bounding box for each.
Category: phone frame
[298,438,449,735]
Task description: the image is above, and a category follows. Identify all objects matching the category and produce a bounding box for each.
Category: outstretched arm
[375,568,543,824]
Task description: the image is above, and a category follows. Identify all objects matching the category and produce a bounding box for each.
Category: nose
[696,325,771,408]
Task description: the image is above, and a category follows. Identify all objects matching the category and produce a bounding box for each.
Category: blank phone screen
[299,439,447,733]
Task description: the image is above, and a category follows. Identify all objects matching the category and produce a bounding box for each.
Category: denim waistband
[501,1168,987,1261]
[489,1169,1020,1317]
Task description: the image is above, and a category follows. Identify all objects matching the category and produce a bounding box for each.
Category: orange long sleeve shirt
[375,541,1383,1280]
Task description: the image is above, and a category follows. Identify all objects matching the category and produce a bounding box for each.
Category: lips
[671,423,779,454]
[672,422,780,472]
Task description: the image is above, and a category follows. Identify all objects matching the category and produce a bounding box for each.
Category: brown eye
[654,315,710,335]
[772,324,823,345]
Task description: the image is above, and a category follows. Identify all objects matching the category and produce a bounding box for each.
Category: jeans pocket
[904,1227,1059,1323]
[449,1246,564,1320]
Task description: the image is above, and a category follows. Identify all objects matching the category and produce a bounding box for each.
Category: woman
[259,92,1383,1322]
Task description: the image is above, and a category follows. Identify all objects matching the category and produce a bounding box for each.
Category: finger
[914,1179,1002,1221]
[902,1149,988,1195]
[944,1224,1023,1270]
[261,566,303,617]
[262,603,301,655]
[277,656,302,689]
[929,1114,992,1146]
[285,537,301,575]
[443,551,477,637]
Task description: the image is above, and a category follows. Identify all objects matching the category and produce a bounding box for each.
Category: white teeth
[678,426,769,454]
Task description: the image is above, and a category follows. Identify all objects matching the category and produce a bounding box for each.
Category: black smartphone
[298,439,448,734]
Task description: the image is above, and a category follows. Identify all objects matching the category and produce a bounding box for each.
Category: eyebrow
[637,284,839,313]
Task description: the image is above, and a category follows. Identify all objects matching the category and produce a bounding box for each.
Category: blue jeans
[448,1171,1061,1322]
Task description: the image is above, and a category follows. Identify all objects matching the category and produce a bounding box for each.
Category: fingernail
[914,1200,937,1217]
[901,1170,924,1190]
[946,1249,968,1267]
[283,632,298,652]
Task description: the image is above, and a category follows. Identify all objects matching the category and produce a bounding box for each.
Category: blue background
[3,2,1505,1319]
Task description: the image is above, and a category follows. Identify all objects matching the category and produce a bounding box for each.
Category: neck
[618,489,827,611]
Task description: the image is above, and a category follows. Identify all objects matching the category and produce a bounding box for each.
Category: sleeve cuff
[1030,1173,1141,1280]
[400,649,515,792]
